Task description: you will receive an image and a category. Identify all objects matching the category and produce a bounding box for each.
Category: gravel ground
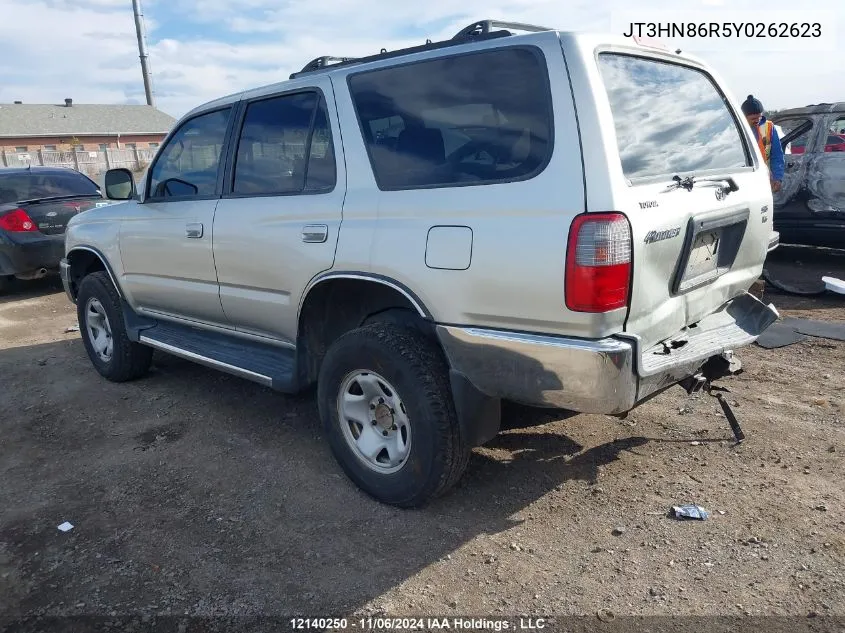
[0,252,843,632]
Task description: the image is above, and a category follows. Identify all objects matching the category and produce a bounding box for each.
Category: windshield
[0,171,100,204]
[596,53,750,182]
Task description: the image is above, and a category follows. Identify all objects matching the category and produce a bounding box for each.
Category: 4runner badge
[644,227,681,244]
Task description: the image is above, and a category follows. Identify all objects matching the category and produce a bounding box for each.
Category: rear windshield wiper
[15,193,102,205]
[664,175,739,194]
[668,174,696,191]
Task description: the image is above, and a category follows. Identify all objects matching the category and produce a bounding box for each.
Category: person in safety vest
[741,94,784,193]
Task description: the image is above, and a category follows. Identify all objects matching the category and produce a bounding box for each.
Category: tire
[77,271,153,382]
[317,322,470,508]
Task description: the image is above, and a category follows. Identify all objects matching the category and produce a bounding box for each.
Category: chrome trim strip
[67,246,122,298]
[300,272,429,318]
[139,335,273,387]
[453,327,633,353]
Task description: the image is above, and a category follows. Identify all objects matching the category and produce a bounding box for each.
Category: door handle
[186,223,203,238]
[302,224,328,243]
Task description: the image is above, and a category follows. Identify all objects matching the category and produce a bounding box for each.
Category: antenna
[131,0,155,107]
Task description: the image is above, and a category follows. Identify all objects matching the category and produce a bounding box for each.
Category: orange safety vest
[756,120,773,167]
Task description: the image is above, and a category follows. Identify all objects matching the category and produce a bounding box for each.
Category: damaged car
[771,102,845,249]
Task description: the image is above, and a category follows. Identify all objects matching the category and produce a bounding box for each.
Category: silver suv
[61,20,779,507]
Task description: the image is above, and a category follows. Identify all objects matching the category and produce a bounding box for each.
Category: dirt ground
[1,246,844,632]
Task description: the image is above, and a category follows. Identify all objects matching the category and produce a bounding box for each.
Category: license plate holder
[673,208,750,294]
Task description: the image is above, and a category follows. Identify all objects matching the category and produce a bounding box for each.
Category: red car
[790,133,845,154]
[824,133,845,152]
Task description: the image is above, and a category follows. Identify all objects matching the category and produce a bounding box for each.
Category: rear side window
[0,171,99,204]
[597,53,749,182]
[232,92,336,196]
[348,47,553,190]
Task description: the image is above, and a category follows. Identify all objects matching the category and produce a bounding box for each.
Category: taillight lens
[566,212,632,312]
[0,208,39,233]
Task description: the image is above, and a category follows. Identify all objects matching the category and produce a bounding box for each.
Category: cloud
[0,0,842,120]
[598,53,747,179]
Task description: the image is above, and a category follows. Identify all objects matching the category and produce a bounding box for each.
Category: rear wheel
[317,322,469,508]
[77,271,152,382]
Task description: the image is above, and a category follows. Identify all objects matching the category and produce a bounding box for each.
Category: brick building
[0,99,176,154]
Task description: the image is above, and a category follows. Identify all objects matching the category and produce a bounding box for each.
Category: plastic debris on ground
[64,325,80,333]
[671,504,710,521]
[57,522,74,532]
[756,316,845,349]
[822,276,845,295]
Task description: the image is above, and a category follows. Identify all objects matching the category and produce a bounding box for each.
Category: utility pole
[131,0,155,107]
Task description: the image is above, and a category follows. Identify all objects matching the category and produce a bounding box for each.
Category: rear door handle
[302,224,328,243]
[186,223,203,238]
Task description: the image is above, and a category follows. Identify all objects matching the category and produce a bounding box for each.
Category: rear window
[348,47,553,190]
[0,171,100,204]
[596,53,749,182]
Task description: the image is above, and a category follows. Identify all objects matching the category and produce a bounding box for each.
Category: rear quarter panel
[330,33,629,338]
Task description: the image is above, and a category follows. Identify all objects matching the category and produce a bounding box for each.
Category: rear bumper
[768,230,780,252]
[436,293,779,415]
[0,231,65,277]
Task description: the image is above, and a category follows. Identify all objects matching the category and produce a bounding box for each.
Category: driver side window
[148,107,231,199]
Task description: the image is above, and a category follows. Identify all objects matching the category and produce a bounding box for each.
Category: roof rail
[451,20,553,40]
[289,18,550,80]
[290,56,358,79]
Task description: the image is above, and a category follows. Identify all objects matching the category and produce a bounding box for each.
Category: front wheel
[77,271,153,382]
[317,322,469,508]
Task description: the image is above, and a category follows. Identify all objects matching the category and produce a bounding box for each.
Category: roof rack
[289,18,553,80]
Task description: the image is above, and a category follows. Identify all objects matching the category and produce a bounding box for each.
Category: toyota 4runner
[61,20,780,507]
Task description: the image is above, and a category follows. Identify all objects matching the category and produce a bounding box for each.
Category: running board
[138,321,297,392]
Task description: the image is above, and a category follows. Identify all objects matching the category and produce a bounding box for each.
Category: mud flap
[449,370,501,447]
[121,299,157,342]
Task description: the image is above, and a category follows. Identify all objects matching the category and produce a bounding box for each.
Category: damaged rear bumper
[436,292,779,416]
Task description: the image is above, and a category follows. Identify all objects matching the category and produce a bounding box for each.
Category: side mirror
[104,168,135,200]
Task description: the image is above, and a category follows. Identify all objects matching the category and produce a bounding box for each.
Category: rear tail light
[566,212,632,312]
[0,208,39,233]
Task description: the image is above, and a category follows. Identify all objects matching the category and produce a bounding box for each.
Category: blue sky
[0,0,842,119]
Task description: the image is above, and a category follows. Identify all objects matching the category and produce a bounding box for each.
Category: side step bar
[138,321,298,392]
